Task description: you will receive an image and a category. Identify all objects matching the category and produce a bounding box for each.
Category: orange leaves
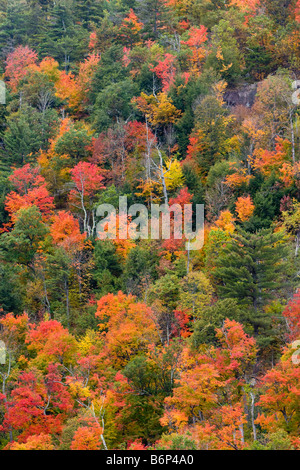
[21,51,100,112]
[256,350,300,434]
[5,186,54,224]
[4,164,54,224]
[164,359,222,425]
[28,56,61,83]
[252,137,290,177]
[229,0,260,13]
[190,404,248,450]
[182,25,208,50]
[54,70,81,110]
[50,211,86,254]
[77,53,101,100]
[208,404,247,450]
[225,171,252,188]
[8,434,54,450]
[38,117,71,174]
[121,9,143,34]
[71,423,103,450]
[26,319,78,366]
[161,319,257,444]
[181,26,208,75]
[215,319,257,374]
[225,163,252,188]
[0,312,29,349]
[95,292,152,333]
[95,292,158,368]
[119,9,143,46]
[279,161,300,188]
[159,408,189,430]
[88,31,98,51]
[235,195,255,222]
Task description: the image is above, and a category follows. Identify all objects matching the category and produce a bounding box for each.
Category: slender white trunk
[250,391,257,441]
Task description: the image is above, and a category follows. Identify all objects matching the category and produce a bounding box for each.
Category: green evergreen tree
[214,228,289,342]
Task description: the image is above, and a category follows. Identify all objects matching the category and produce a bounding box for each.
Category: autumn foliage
[0,0,300,453]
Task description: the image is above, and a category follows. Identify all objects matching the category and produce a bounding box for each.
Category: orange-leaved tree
[95,292,158,368]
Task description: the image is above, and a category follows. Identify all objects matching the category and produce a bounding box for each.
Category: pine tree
[214,228,289,339]
[73,0,105,27]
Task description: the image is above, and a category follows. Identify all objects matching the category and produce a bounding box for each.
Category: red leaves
[1,369,63,442]
[124,120,156,153]
[5,46,38,92]
[70,161,105,198]
[282,292,300,342]
[182,26,208,50]
[5,164,54,223]
[169,187,193,208]
[185,129,205,162]
[215,319,257,375]
[127,439,148,450]
[26,319,77,365]
[161,187,194,254]
[8,164,44,194]
[151,53,176,93]
[181,26,208,75]
[172,310,191,338]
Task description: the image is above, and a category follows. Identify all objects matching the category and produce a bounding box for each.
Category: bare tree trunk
[250,391,257,441]
[157,148,168,205]
[290,113,296,164]
[239,423,245,445]
[295,230,300,257]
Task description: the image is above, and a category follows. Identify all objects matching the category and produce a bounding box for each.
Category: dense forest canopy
[0,0,300,451]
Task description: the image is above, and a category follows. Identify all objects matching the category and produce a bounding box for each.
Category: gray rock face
[224,83,258,109]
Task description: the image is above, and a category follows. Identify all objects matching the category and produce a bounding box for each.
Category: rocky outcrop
[224,83,258,108]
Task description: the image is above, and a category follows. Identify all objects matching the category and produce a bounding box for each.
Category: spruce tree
[214,228,289,341]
